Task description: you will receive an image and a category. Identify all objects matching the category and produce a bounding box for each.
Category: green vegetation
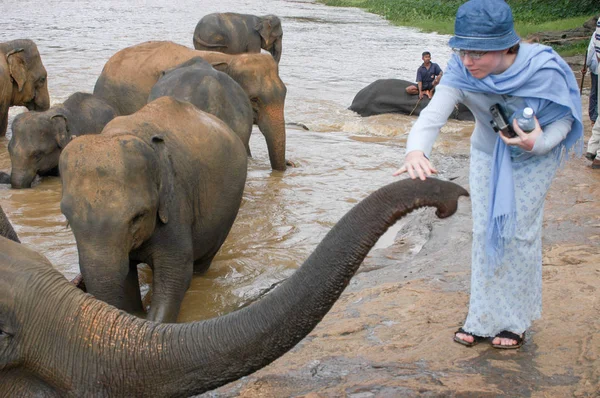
[318,0,598,55]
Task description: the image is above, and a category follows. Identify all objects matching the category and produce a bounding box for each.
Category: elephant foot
[286,159,299,168]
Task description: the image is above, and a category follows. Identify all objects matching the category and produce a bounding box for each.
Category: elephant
[349,79,474,121]
[59,96,248,323]
[0,39,50,136]
[0,178,468,397]
[0,204,19,243]
[193,13,283,63]
[148,57,253,156]
[8,92,118,188]
[93,41,288,170]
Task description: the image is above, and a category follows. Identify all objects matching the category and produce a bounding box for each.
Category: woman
[394,0,583,349]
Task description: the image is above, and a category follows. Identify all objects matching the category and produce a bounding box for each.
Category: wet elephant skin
[193,12,283,63]
[349,78,474,121]
[93,41,288,170]
[58,97,248,323]
[148,57,254,156]
[0,178,468,397]
[8,92,118,188]
[0,39,50,137]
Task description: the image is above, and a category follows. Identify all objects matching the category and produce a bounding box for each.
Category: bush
[319,0,599,24]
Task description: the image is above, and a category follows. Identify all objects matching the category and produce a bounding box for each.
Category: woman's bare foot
[492,335,521,346]
[455,332,474,344]
[492,331,525,349]
[453,328,485,347]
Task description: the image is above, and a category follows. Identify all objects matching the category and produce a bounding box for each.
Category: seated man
[406,51,443,99]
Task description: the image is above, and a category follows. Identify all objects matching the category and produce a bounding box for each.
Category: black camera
[489,103,516,138]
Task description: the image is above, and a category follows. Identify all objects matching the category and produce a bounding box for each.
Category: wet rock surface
[203,101,600,397]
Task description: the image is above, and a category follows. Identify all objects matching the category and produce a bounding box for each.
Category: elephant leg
[0,105,9,137]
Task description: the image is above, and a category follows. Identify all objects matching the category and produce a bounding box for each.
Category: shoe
[592,159,600,169]
[492,331,525,349]
[454,327,486,347]
[585,152,596,161]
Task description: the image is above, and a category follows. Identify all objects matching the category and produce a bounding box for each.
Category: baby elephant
[149,57,253,155]
[193,13,283,63]
[59,97,248,323]
[8,92,117,188]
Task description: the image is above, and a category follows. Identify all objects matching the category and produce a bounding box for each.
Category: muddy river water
[0,0,471,321]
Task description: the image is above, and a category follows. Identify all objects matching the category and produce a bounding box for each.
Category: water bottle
[516,107,535,133]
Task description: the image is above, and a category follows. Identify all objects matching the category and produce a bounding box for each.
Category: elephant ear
[210,61,229,73]
[6,48,26,93]
[51,114,71,149]
[151,135,174,224]
[255,19,273,44]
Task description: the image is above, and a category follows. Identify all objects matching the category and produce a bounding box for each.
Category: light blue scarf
[441,43,583,273]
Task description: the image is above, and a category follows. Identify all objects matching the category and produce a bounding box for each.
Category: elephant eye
[131,211,147,225]
[0,324,11,338]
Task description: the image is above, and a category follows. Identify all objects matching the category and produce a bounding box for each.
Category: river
[0,0,470,321]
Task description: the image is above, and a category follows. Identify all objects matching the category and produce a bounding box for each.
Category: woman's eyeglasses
[452,48,488,60]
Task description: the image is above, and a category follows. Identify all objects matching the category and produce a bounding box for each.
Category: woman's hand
[500,117,542,151]
[393,150,437,180]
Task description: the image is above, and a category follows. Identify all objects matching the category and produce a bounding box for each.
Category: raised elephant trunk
[4,179,468,396]
[258,104,286,171]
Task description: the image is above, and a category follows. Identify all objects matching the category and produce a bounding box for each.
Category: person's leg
[587,68,600,160]
[459,148,560,347]
[454,147,491,345]
[591,120,600,167]
[405,84,419,95]
[589,72,598,125]
[490,151,558,347]
[423,89,433,99]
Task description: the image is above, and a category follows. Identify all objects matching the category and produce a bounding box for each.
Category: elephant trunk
[104,179,467,396]
[77,244,143,314]
[271,38,282,63]
[258,104,286,171]
[27,85,50,112]
[10,167,37,189]
[17,179,467,396]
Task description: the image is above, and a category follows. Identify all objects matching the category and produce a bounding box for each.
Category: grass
[515,15,596,38]
[317,0,598,55]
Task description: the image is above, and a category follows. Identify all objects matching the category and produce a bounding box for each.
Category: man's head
[422,51,431,64]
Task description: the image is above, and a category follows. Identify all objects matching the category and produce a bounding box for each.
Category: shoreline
[205,74,600,398]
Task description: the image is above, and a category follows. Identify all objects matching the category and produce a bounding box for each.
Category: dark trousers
[590,72,598,123]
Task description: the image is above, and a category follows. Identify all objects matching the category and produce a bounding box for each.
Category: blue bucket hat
[448,0,521,51]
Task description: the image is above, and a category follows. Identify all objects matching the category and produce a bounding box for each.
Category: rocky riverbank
[204,89,600,398]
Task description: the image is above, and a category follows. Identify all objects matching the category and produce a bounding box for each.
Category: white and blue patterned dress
[464,146,559,336]
[405,84,575,336]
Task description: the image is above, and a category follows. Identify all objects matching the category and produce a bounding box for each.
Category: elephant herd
[0,11,469,397]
